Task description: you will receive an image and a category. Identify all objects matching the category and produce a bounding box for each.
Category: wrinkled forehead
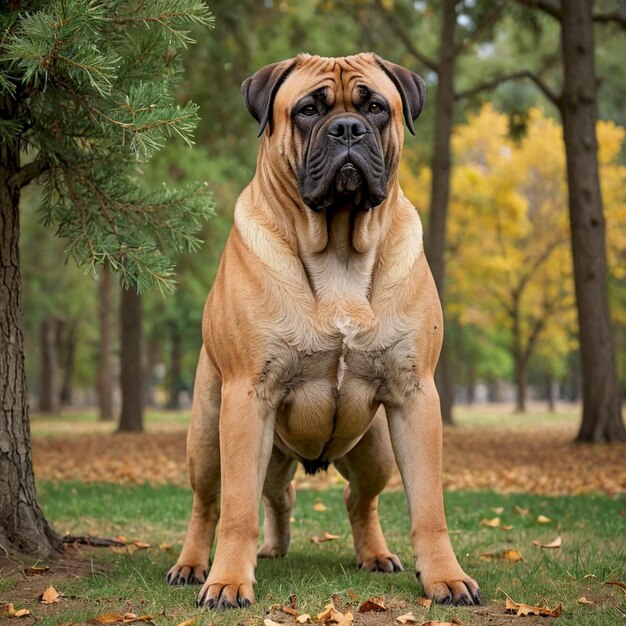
[274,53,401,111]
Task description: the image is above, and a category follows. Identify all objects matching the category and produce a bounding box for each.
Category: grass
[2,482,620,625]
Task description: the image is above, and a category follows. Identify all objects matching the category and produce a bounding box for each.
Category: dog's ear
[242,60,296,138]
[376,58,426,136]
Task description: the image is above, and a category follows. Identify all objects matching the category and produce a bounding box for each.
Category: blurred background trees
[8,0,626,454]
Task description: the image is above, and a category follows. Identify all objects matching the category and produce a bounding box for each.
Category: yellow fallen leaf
[313,501,328,512]
[604,580,626,595]
[418,620,464,626]
[124,616,154,624]
[3,604,16,616]
[158,543,172,551]
[417,597,432,609]
[132,541,151,549]
[358,596,386,612]
[504,593,562,617]
[91,613,125,624]
[536,515,552,524]
[500,525,513,531]
[396,613,417,624]
[25,566,50,576]
[264,620,282,626]
[480,553,496,561]
[503,549,524,562]
[310,531,340,544]
[541,536,562,549]
[13,609,31,618]
[514,505,529,516]
[337,611,353,626]
[317,604,334,622]
[296,614,312,624]
[280,605,298,616]
[577,597,594,605]
[175,619,196,626]
[41,584,61,604]
[491,507,504,514]
[480,517,500,528]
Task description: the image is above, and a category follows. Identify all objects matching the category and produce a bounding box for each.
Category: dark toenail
[441,595,452,605]
[472,591,482,605]
[456,595,470,606]
[239,598,250,608]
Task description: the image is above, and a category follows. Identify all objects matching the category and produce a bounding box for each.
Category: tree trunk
[0,161,60,557]
[514,354,527,413]
[144,334,160,409]
[97,266,114,421]
[427,0,457,425]
[59,319,77,406]
[38,315,59,414]
[546,374,557,413]
[560,0,626,442]
[166,324,182,410]
[118,286,144,432]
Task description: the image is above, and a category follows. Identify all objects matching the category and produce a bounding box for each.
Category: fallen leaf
[480,553,496,561]
[296,615,312,624]
[280,606,298,616]
[13,609,31,618]
[2,604,16,616]
[480,517,500,528]
[504,593,562,617]
[124,616,154,624]
[25,566,50,576]
[264,620,282,626]
[396,613,417,624]
[158,543,172,551]
[313,500,327,512]
[536,515,552,524]
[577,597,594,605]
[175,619,196,626]
[500,525,513,531]
[358,596,386,612]
[337,611,354,625]
[91,614,126,624]
[132,541,151,549]
[604,580,626,595]
[317,603,353,624]
[288,594,298,609]
[417,597,432,609]
[418,620,464,626]
[541,536,562,549]
[491,507,504,514]
[514,505,529,516]
[41,584,61,604]
[317,604,335,622]
[503,549,524,562]
[347,589,357,602]
[310,532,340,544]
[113,535,127,544]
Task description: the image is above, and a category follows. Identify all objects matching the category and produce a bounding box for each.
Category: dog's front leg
[197,381,275,610]
[386,377,480,606]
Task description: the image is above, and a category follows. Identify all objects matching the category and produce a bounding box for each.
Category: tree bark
[118,286,144,432]
[560,0,626,442]
[59,319,77,406]
[546,373,557,413]
[166,324,182,410]
[514,354,527,413]
[0,158,60,556]
[427,0,457,425]
[38,315,59,414]
[97,266,114,421]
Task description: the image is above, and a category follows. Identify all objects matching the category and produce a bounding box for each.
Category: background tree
[0,1,214,557]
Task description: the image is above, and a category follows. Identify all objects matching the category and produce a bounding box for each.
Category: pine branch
[593,10,626,28]
[513,0,562,21]
[9,157,48,188]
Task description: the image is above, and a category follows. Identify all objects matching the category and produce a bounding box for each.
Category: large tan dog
[166,53,480,610]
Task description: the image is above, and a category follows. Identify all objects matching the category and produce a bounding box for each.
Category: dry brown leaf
[504,594,562,617]
[500,525,513,531]
[480,553,496,561]
[347,589,357,602]
[280,606,298,616]
[536,515,552,524]
[417,597,432,609]
[313,501,327,512]
[336,611,353,626]
[113,535,127,544]
[310,532,340,544]
[358,596,386,612]
[175,619,196,626]
[158,543,172,551]
[41,584,61,604]
[541,536,562,549]
[480,517,500,528]
[396,613,417,624]
[418,620,464,626]
[91,613,126,624]
[296,615,312,624]
[514,505,529,516]
[264,620,282,626]
[25,566,50,576]
[577,597,594,605]
[124,616,154,624]
[491,507,504,514]
[317,604,335,622]
[604,580,626,595]
[132,541,151,549]
[3,604,16,616]
[503,549,524,562]
[12,609,31,618]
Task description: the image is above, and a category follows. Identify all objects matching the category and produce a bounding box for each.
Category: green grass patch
[7,482,619,625]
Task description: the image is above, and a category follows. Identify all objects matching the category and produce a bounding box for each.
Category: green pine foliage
[1,1,215,293]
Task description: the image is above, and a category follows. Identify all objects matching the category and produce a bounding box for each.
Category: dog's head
[242,53,425,213]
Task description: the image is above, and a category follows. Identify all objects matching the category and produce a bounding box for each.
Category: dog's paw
[358,553,403,573]
[257,543,288,559]
[419,572,481,606]
[165,563,208,586]
[197,581,255,609]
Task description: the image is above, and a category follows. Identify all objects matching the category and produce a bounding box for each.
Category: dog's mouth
[334,163,363,203]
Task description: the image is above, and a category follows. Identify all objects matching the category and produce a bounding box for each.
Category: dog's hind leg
[257,447,297,558]
[334,407,403,573]
[166,347,221,586]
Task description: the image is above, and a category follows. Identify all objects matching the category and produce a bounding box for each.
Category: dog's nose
[327,116,368,145]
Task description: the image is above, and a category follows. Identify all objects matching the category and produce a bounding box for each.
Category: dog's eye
[300,104,318,117]
[369,102,383,114]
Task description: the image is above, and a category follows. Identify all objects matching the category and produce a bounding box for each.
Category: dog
[166,52,480,610]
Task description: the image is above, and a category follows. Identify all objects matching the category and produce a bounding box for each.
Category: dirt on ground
[32,418,626,495]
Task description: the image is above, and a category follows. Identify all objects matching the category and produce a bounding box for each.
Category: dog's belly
[269,348,382,463]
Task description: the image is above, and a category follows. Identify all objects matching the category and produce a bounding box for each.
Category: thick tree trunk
[59,319,77,406]
[166,324,182,410]
[514,354,527,413]
[144,334,159,409]
[97,266,114,421]
[0,163,60,556]
[118,286,144,432]
[546,374,557,413]
[38,315,59,414]
[560,0,626,442]
[427,0,457,425]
